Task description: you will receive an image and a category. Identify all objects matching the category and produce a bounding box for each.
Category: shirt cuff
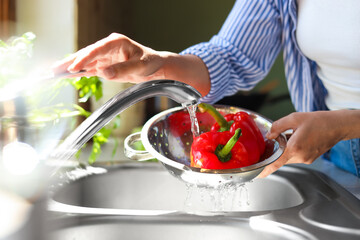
[180,41,236,104]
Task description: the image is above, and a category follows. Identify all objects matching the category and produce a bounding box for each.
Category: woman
[53,0,360,177]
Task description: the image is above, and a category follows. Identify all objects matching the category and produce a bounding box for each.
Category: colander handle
[124,132,154,161]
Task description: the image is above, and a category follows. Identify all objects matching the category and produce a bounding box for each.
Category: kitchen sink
[49,162,303,213]
[48,162,360,240]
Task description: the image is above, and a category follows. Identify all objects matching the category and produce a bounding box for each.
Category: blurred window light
[2,142,39,175]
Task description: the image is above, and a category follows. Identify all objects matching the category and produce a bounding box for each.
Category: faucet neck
[51,80,201,164]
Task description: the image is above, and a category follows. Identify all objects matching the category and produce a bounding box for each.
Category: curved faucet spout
[51,80,201,162]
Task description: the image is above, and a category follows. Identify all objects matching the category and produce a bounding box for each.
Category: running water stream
[186,104,200,138]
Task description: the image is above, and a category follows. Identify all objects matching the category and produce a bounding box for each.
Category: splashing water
[184,183,250,212]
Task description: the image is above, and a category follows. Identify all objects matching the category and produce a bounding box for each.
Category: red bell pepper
[197,103,265,164]
[191,129,251,169]
[231,111,266,154]
[168,110,216,137]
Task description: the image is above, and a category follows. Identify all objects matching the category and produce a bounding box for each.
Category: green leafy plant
[67,76,103,103]
[63,75,121,164]
[0,32,36,87]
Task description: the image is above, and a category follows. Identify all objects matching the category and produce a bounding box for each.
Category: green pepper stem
[198,103,232,131]
[216,128,242,162]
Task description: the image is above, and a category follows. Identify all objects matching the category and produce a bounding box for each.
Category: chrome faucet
[51,80,201,161]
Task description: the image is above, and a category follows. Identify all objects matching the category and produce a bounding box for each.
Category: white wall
[15,0,77,102]
[16,0,77,64]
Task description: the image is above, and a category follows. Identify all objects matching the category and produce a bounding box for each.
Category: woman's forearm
[161,52,211,97]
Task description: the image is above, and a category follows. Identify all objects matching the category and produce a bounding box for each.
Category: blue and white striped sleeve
[180,0,283,103]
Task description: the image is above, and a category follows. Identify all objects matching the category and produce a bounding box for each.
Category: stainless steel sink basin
[48,162,360,240]
[50,162,303,213]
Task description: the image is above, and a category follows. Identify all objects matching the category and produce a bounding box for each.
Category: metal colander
[125,105,286,188]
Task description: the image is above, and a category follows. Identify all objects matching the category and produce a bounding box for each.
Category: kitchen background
[2,2,360,240]
[3,0,295,136]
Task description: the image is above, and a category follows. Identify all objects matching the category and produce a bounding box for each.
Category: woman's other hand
[258,110,360,178]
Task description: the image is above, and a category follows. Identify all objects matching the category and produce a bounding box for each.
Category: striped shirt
[180,0,328,112]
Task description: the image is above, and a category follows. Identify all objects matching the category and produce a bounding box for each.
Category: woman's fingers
[257,143,310,178]
[51,54,77,75]
[257,150,291,178]
[63,70,96,79]
[266,113,298,139]
[67,45,109,73]
[69,34,142,73]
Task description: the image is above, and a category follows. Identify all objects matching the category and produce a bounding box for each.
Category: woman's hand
[258,110,360,178]
[52,33,211,96]
[52,33,170,82]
